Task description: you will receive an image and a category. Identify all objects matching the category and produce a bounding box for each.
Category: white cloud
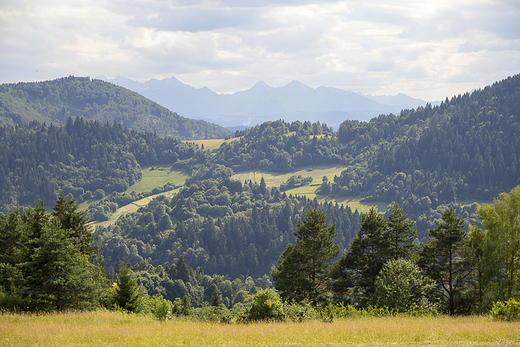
[0,0,519,100]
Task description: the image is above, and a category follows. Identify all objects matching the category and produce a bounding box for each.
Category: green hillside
[0,76,229,139]
[1,74,520,316]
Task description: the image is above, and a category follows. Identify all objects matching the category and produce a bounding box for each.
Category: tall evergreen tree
[332,207,388,306]
[272,208,339,306]
[385,203,417,260]
[419,207,471,315]
[1,198,107,311]
[114,265,141,312]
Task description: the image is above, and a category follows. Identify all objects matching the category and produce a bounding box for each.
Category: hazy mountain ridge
[100,76,430,128]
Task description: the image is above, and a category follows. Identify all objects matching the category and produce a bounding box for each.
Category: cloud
[0,0,519,100]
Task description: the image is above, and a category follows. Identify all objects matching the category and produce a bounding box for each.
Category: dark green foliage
[386,203,417,260]
[0,195,107,311]
[280,175,313,191]
[272,208,340,306]
[0,76,229,139]
[0,118,198,207]
[372,259,438,313]
[419,207,471,315]
[211,286,221,307]
[115,265,141,312]
[96,179,360,280]
[333,207,389,305]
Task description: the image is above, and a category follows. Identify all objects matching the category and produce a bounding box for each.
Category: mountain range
[99,76,431,129]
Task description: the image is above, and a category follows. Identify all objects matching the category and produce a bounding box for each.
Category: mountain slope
[101,76,428,127]
[0,76,229,139]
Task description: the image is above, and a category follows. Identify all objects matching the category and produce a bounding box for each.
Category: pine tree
[385,203,417,260]
[332,207,389,305]
[420,207,470,315]
[114,265,141,312]
[272,208,339,306]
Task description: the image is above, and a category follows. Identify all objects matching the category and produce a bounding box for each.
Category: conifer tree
[420,207,470,315]
[385,203,417,260]
[272,208,339,306]
[115,265,141,312]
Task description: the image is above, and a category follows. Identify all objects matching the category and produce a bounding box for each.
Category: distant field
[232,165,389,213]
[186,137,241,151]
[80,165,187,226]
[92,188,179,228]
[125,165,188,195]
[1,311,519,346]
[232,164,347,187]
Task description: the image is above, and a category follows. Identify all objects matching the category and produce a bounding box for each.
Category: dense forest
[95,178,360,279]
[0,74,519,317]
[0,76,229,139]
[0,118,200,207]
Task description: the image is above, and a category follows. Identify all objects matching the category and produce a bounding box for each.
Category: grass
[1,311,519,346]
[125,165,188,195]
[185,137,241,151]
[232,164,348,187]
[232,165,389,213]
[92,189,180,228]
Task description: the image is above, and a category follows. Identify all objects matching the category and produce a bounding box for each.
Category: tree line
[0,117,199,208]
[273,185,520,315]
[2,186,518,317]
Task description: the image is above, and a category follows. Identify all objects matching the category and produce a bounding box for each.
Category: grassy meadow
[232,165,389,213]
[125,165,188,195]
[186,137,240,151]
[1,311,519,346]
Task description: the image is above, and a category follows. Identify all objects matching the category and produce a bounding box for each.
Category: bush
[246,289,285,321]
[491,299,520,321]
[372,259,439,313]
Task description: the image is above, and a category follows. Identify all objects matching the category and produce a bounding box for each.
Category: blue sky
[1,0,519,100]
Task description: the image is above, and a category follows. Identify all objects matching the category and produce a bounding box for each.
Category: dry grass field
[1,311,519,346]
[186,137,240,151]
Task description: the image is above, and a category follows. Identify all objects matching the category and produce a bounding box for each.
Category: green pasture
[125,165,188,195]
[232,165,389,213]
[232,164,347,187]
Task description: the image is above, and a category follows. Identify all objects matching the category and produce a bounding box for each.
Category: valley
[1,73,519,318]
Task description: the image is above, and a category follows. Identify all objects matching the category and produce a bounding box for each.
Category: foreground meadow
[1,311,519,346]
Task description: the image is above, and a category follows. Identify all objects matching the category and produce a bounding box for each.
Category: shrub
[246,289,285,321]
[491,299,520,321]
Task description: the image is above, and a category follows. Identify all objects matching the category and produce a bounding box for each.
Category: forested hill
[182,73,520,234]
[0,76,229,139]
[0,118,200,207]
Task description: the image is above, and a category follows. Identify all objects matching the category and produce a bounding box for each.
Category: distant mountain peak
[100,75,431,128]
[250,81,270,89]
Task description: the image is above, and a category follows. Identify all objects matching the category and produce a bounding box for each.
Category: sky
[1,0,519,101]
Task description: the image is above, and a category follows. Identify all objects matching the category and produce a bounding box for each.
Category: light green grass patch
[232,164,348,187]
[285,185,388,214]
[125,165,188,195]
[185,137,242,151]
[232,165,389,213]
[133,197,152,206]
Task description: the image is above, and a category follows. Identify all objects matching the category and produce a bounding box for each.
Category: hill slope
[0,76,229,139]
